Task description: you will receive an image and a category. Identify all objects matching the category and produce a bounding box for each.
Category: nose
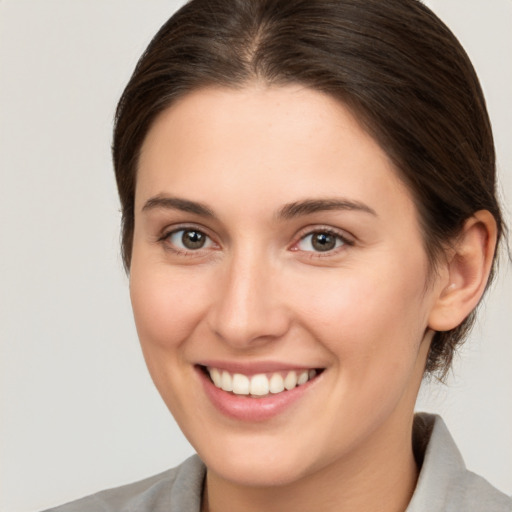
[207,249,291,349]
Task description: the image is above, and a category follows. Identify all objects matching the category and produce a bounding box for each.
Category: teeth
[207,367,319,397]
[221,371,233,392]
[250,374,269,396]
[232,373,250,395]
[297,370,309,386]
[210,368,222,387]
[284,371,297,390]
[269,373,285,394]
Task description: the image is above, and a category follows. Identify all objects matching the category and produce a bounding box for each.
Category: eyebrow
[142,195,214,217]
[277,198,377,219]
[141,195,377,219]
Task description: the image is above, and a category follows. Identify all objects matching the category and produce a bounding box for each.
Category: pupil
[182,230,205,249]
[312,232,335,252]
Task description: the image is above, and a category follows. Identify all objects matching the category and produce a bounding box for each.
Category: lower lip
[197,367,320,422]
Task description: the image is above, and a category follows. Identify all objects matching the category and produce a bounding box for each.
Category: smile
[206,367,319,397]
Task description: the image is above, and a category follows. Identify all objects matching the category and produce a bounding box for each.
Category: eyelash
[158,225,354,257]
[158,225,218,256]
[291,227,354,256]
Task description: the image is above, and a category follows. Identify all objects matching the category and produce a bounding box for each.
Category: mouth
[199,365,324,398]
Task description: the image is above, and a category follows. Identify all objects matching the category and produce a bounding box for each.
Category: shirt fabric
[43,413,511,512]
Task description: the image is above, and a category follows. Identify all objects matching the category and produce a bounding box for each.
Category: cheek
[128,264,216,415]
[291,259,431,373]
[308,274,430,430]
[129,265,211,352]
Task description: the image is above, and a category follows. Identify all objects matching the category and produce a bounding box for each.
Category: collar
[407,413,511,511]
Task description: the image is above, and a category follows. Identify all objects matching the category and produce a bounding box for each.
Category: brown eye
[167,228,214,251]
[182,230,206,249]
[311,232,336,251]
[296,230,347,253]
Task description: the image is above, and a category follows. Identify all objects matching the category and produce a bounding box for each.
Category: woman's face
[130,85,444,486]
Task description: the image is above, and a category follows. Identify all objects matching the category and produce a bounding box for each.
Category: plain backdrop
[0,1,511,511]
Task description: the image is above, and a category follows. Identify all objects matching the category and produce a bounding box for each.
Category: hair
[112,0,504,378]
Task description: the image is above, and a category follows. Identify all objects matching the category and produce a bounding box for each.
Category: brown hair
[112,0,504,377]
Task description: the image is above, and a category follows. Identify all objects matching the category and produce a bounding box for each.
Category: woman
[44,0,510,510]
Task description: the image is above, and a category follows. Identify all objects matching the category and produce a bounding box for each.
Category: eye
[166,228,215,251]
[296,230,348,253]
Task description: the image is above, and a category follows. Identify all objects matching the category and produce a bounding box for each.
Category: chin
[205,453,312,488]
[192,427,333,489]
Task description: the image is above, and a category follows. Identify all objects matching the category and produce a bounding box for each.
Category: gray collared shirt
[43,414,511,511]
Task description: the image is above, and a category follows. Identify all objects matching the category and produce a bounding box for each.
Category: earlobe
[428,210,497,332]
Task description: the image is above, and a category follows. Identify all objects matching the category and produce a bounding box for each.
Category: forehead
[136,85,416,222]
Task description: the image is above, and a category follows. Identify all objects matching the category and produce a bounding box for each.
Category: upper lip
[197,360,322,375]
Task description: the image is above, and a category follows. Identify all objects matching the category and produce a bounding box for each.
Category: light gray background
[0,1,510,511]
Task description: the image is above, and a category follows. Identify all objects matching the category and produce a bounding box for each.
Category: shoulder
[41,455,206,512]
[408,413,512,512]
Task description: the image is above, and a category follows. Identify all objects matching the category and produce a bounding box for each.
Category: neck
[202,413,419,512]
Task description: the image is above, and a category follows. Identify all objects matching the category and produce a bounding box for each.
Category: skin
[129,85,496,512]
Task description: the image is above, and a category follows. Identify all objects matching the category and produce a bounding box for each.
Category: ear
[428,210,498,332]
